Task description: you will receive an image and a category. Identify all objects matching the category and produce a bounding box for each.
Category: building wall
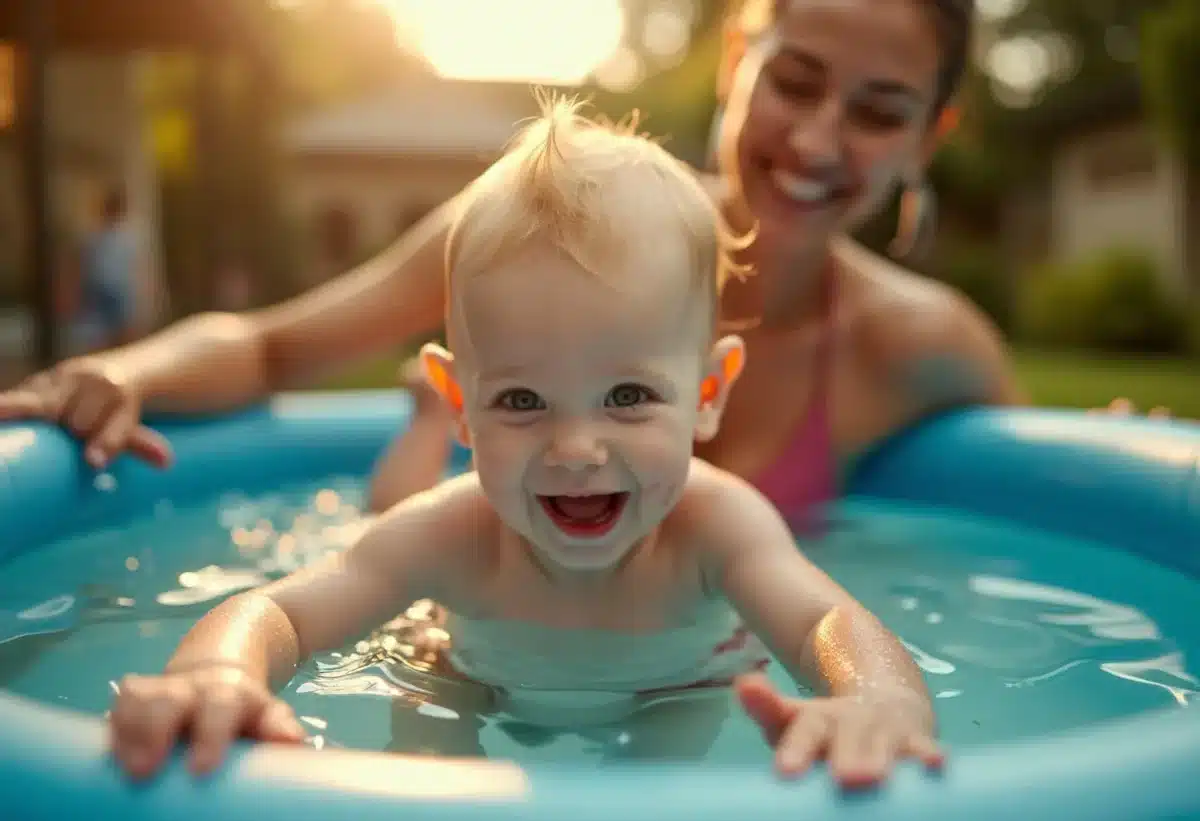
[1050,120,1188,292]
[285,152,491,285]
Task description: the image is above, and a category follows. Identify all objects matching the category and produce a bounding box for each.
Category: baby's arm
[172,483,468,683]
[685,466,938,783]
[110,475,488,777]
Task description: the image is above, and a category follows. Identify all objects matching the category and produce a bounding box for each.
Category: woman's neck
[721,236,837,333]
[716,186,842,332]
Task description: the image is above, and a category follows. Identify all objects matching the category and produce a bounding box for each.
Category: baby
[108,97,941,787]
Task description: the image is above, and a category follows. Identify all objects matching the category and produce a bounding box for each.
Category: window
[319,203,357,265]
[1084,129,1157,187]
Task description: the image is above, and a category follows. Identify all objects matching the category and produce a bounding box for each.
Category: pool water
[0,476,1196,768]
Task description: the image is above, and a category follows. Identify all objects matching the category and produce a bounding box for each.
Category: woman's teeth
[770,170,834,204]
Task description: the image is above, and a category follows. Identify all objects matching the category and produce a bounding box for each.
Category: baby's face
[452,241,712,574]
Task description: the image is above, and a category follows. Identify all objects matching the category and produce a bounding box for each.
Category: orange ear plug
[937,106,961,139]
[423,354,463,412]
[700,347,745,406]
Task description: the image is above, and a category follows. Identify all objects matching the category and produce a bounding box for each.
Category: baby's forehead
[452,247,709,371]
[461,242,704,325]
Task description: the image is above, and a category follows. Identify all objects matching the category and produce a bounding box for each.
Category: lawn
[1013,350,1199,419]
[320,348,1199,420]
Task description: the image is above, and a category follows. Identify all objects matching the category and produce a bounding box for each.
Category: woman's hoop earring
[889,180,937,260]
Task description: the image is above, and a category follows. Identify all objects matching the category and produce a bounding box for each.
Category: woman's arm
[101,200,455,414]
[864,276,1028,425]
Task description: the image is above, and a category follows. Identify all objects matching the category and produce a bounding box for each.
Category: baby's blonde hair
[445,92,752,330]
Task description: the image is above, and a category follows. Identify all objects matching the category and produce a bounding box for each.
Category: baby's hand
[736,674,943,788]
[109,664,306,780]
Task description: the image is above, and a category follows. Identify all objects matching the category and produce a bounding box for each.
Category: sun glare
[384,0,627,85]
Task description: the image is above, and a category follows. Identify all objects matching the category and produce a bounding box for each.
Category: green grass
[320,349,1200,420]
[1013,350,1199,419]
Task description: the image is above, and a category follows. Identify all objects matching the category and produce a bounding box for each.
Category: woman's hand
[109,663,306,780]
[1088,398,1171,419]
[0,358,172,469]
[736,674,944,787]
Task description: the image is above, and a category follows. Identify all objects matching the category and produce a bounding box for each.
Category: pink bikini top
[751,269,838,535]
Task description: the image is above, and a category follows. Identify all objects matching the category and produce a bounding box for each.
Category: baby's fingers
[900,733,945,771]
[110,679,196,779]
[735,674,800,747]
[253,699,307,744]
[774,708,829,778]
[188,689,257,775]
[829,714,890,789]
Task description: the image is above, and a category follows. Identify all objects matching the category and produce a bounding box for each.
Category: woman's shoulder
[836,239,1021,406]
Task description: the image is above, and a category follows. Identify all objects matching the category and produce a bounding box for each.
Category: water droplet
[94,473,117,493]
[315,490,341,516]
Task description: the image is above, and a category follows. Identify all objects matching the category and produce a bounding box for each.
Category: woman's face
[717,0,943,261]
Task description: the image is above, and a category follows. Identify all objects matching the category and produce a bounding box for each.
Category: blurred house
[1008,79,1197,296]
[284,77,537,284]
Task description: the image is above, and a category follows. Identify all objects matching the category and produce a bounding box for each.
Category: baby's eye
[495,388,545,412]
[605,383,655,408]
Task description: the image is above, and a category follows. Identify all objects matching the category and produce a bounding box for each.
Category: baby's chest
[463,559,706,632]
[445,593,743,693]
[468,584,698,632]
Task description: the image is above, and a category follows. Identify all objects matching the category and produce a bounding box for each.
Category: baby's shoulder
[376,471,502,553]
[664,459,778,549]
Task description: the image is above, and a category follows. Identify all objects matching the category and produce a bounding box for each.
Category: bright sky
[383,0,628,85]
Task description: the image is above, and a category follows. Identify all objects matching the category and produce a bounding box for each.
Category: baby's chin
[522,512,663,575]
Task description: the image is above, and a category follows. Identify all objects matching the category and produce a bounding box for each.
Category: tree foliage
[1140,0,1200,168]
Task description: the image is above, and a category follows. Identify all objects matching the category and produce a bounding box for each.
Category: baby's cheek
[470,434,525,484]
[649,480,685,510]
[644,444,693,506]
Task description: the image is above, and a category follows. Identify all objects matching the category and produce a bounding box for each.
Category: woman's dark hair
[729,0,976,116]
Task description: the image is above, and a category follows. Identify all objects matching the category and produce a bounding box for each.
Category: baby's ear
[695,335,746,442]
[419,343,470,446]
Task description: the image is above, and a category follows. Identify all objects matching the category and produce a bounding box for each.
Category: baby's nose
[545,423,607,470]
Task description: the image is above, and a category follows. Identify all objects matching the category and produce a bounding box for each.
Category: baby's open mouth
[538,493,629,538]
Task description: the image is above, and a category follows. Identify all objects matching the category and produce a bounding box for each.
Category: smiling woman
[386,0,627,84]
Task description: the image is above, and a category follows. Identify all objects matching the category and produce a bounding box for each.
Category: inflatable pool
[1,391,1198,821]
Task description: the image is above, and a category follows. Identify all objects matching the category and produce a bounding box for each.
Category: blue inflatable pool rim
[1,392,1198,821]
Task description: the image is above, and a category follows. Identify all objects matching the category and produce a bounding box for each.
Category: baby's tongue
[555,495,611,521]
